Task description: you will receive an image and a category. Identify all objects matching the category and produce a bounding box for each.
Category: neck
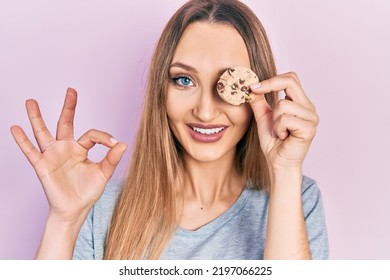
[175,150,246,230]
[181,151,246,205]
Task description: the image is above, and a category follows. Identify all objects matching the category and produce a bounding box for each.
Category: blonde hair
[104,0,277,259]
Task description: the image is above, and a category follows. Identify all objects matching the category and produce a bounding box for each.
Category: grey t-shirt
[73,176,329,259]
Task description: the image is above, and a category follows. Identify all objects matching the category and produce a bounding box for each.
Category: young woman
[10,0,328,259]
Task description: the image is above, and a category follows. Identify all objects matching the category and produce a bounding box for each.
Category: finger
[273,99,319,124]
[26,99,55,152]
[56,88,77,140]
[77,129,118,150]
[250,72,315,111]
[273,114,317,141]
[99,142,128,179]
[10,125,41,166]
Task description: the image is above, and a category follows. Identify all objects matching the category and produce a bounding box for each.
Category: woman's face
[167,22,253,163]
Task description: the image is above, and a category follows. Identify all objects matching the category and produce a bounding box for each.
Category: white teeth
[192,126,224,135]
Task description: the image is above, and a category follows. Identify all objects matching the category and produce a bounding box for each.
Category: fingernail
[250,83,262,90]
[67,87,76,93]
[110,137,119,144]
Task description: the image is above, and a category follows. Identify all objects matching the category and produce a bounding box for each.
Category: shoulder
[247,175,328,259]
[93,180,123,221]
[89,180,124,236]
[300,176,329,259]
[245,175,324,218]
[301,175,323,211]
[246,175,322,200]
[302,175,320,193]
[96,180,123,208]
[73,180,123,260]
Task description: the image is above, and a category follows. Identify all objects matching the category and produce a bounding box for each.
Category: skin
[10,22,318,260]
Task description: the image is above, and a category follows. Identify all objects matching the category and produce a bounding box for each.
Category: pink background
[1,0,389,259]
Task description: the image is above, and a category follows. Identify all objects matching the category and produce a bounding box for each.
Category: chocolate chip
[217,82,225,90]
[231,91,237,95]
[231,83,238,90]
[239,78,245,84]
[228,68,235,77]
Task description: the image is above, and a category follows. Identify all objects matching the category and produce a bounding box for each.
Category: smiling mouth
[190,126,225,135]
[187,124,227,143]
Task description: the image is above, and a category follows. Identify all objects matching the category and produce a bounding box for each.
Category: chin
[185,145,235,163]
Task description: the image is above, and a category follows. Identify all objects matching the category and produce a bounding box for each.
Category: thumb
[249,82,272,123]
[99,142,128,179]
[253,108,274,150]
[249,83,274,147]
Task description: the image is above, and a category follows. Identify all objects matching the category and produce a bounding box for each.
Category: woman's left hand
[249,72,319,173]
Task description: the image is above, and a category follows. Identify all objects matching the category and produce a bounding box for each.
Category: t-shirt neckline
[175,187,252,237]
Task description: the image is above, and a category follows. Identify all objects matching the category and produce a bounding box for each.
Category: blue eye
[171,76,194,87]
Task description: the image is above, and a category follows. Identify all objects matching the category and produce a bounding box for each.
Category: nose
[192,85,222,122]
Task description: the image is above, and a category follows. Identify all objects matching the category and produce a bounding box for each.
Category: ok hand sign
[10,88,127,224]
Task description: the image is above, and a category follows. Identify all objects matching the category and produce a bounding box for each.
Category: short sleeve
[301,176,329,259]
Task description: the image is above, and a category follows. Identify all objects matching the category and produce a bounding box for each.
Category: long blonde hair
[104,0,277,259]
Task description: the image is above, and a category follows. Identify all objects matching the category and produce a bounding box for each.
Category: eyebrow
[169,62,229,77]
[169,62,198,73]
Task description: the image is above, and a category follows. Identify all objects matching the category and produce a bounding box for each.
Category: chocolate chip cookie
[216,66,259,106]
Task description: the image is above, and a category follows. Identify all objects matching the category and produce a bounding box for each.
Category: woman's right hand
[10,88,127,225]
